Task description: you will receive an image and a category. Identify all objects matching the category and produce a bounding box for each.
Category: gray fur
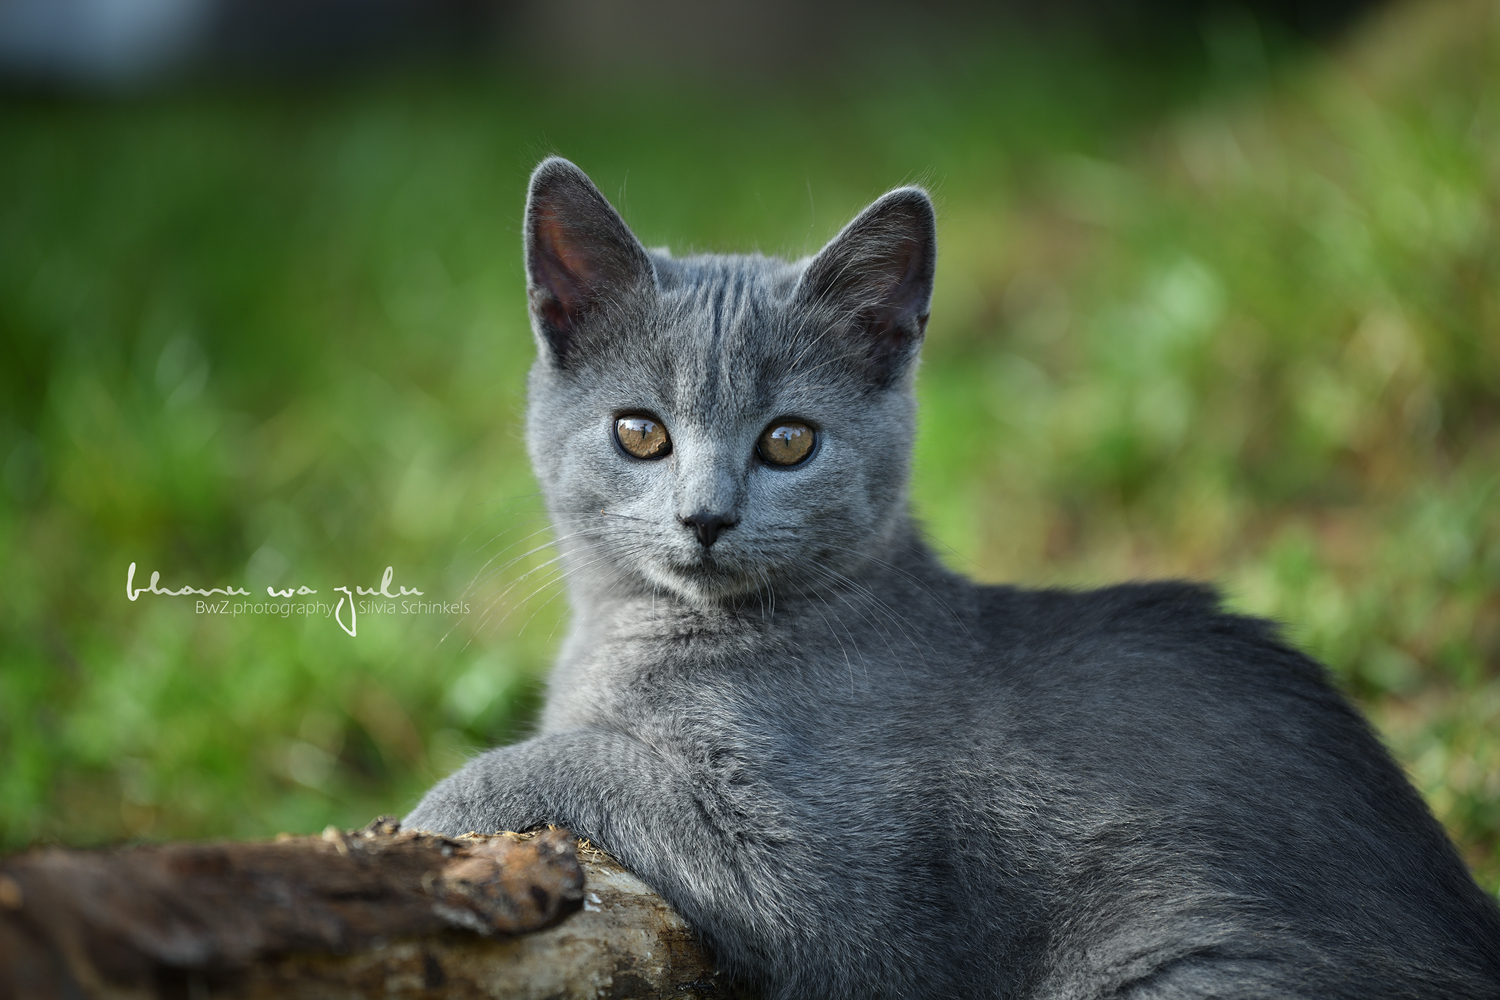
[407,157,1500,999]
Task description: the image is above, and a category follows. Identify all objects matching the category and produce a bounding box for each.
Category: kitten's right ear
[524,157,654,367]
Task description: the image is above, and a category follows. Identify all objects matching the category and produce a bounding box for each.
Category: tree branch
[0,818,751,999]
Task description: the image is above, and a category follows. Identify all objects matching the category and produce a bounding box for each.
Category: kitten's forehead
[645,253,835,424]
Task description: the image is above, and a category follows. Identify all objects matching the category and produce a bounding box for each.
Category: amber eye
[615,415,672,459]
[757,420,816,467]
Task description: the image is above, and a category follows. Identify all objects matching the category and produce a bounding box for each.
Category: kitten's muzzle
[680,512,737,549]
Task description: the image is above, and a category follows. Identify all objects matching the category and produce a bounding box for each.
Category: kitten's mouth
[675,551,731,577]
[656,548,763,600]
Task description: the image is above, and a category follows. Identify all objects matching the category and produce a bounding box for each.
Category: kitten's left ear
[525,157,655,367]
[796,187,936,386]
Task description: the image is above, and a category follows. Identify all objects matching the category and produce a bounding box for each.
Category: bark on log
[0,818,751,1000]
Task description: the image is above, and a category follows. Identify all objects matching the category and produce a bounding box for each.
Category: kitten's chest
[556,612,884,788]
[537,596,962,801]
[541,613,786,731]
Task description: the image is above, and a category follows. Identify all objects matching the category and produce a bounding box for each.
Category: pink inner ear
[538,295,570,334]
[535,211,601,298]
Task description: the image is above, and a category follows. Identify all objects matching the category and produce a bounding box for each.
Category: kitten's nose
[680,512,736,549]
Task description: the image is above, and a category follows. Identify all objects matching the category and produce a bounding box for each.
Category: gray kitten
[406,158,1500,999]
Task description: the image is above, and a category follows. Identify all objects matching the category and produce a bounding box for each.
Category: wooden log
[0,818,751,1000]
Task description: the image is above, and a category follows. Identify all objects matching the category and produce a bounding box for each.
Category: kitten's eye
[615,415,672,459]
[757,421,816,467]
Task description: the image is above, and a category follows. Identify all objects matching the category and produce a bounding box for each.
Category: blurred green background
[1,0,1496,895]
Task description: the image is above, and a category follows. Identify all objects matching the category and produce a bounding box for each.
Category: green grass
[1,1,1496,894]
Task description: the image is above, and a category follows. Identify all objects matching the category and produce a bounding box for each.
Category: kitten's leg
[404,729,778,954]
[405,728,959,1000]
[403,727,728,860]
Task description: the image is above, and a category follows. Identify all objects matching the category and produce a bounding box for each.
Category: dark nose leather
[681,512,736,548]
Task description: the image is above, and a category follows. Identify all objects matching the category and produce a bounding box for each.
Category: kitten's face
[521,159,935,607]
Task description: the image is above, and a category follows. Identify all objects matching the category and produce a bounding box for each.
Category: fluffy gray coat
[406,158,1500,999]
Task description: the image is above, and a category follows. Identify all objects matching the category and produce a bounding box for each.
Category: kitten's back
[962,582,1500,995]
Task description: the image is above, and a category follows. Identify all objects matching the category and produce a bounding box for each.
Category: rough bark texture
[0,818,750,1000]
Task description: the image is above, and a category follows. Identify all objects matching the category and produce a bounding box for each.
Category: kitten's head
[522,157,935,607]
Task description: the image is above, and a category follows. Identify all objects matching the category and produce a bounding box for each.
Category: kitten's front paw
[402,793,476,837]
[402,753,545,836]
